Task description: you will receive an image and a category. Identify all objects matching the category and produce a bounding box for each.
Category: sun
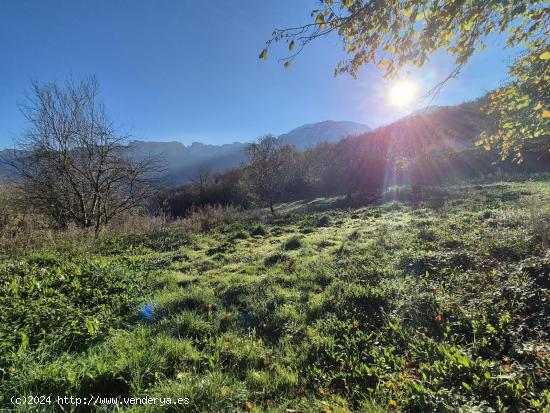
[389,80,419,107]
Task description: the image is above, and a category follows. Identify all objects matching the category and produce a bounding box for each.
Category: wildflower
[220,386,232,397]
[389,399,398,408]
[244,401,256,410]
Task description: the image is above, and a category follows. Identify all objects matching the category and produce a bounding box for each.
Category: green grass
[1,179,549,412]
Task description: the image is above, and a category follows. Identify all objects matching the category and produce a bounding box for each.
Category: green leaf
[462,382,472,391]
[19,332,29,352]
[85,319,96,335]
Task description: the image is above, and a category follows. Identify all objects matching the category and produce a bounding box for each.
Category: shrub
[282,236,302,251]
[250,224,267,236]
[316,215,330,227]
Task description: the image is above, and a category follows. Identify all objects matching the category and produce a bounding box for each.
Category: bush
[282,236,302,251]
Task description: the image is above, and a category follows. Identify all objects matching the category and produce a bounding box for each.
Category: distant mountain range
[125,140,247,186]
[0,120,371,186]
[90,120,370,186]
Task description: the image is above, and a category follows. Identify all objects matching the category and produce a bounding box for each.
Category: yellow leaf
[259,49,268,61]
[289,40,295,51]
[377,59,392,69]
[244,401,256,410]
[534,102,542,110]
[389,399,398,408]
[540,51,550,60]
[542,110,550,118]
[284,61,292,68]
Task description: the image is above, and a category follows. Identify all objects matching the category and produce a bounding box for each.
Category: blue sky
[0,0,518,148]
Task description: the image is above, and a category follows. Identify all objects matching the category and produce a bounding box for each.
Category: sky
[0,0,519,148]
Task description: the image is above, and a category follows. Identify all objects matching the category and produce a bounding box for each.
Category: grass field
[1,178,549,412]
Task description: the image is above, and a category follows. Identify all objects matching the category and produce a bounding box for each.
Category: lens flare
[389,81,419,107]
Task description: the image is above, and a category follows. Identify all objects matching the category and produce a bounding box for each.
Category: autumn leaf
[259,49,268,61]
[316,14,327,30]
[377,59,392,69]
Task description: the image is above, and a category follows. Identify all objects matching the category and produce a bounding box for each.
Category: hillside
[352,102,486,155]
[1,179,549,411]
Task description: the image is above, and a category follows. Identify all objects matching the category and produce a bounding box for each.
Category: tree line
[160,104,550,218]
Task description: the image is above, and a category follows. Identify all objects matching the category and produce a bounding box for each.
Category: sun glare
[389,80,419,107]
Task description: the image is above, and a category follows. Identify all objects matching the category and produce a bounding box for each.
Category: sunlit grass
[1,178,549,411]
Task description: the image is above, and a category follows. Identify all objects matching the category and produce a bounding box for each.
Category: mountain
[278,120,371,150]
[127,140,248,186]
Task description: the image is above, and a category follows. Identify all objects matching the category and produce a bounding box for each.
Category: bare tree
[4,77,160,236]
[243,135,294,216]
[193,163,213,195]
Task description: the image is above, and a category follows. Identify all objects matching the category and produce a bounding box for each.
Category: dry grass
[0,183,253,255]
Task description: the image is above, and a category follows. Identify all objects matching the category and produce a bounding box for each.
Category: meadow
[1,177,549,412]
